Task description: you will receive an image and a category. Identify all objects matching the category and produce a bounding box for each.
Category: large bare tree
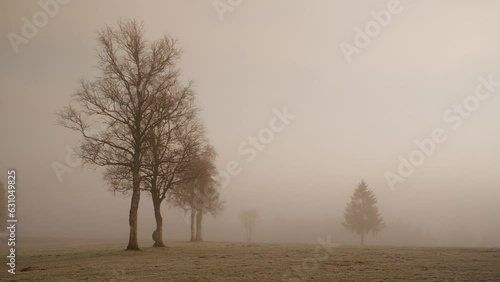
[105,82,204,247]
[57,19,182,250]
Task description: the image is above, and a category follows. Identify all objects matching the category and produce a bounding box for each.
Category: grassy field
[2,238,500,281]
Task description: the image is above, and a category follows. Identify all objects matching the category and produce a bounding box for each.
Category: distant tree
[168,146,224,242]
[342,180,385,245]
[57,19,182,251]
[143,106,204,247]
[240,210,260,243]
[193,180,224,242]
[0,181,6,230]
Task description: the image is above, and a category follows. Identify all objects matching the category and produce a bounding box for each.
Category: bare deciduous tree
[168,146,224,242]
[105,82,202,247]
[142,99,205,247]
[240,210,260,243]
[57,19,182,250]
[194,181,224,242]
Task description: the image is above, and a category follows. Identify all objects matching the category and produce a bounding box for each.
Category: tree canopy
[57,19,186,250]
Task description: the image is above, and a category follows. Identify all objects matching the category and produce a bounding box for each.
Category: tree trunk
[360,232,364,246]
[195,210,203,241]
[246,222,252,243]
[126,157,141,251]
[190,208,196,242]
[153,199,165,247]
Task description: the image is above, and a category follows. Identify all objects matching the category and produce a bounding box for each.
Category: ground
[2,238,500,281]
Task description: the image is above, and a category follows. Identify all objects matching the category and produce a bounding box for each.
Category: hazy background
[1,0,499,247]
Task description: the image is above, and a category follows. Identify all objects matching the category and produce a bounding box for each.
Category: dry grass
[2,238,500,281]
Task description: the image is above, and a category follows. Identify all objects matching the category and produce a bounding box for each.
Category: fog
[1,0,500,248]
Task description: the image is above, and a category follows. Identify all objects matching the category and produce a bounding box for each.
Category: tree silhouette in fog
[57,19,184,251]
[168,146,224,242]
[342,180,385,245]
[240,210,260,243]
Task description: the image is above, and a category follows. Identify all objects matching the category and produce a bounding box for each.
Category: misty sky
[1,0,500,247]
